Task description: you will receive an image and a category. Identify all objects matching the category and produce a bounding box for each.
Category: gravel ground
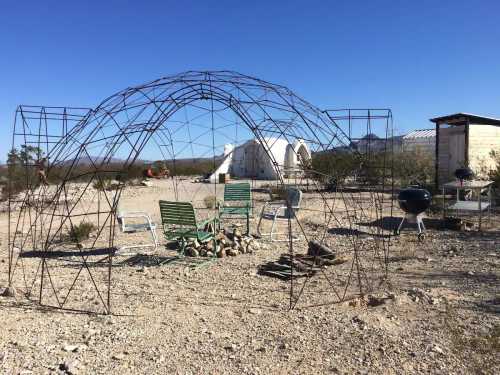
[1,181,499,374]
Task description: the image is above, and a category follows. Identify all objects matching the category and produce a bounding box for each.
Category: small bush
[488,150,500,188]
[311,151,361,186]
[1,145,43,201]
[392,149,434,187]
[93,178,112,191]
[69,222,96,243]
[203,195,217,209]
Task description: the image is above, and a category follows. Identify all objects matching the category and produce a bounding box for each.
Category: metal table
[442,180,493,231]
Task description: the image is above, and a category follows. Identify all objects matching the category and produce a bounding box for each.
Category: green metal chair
[218,182,252,234]
[159,200,218,258]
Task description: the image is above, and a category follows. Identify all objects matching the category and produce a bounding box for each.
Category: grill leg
[395,216,406,235]
[416,215,425,234]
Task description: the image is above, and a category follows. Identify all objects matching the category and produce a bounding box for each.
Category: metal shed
[430,113,500,187]
[402,128,436,155]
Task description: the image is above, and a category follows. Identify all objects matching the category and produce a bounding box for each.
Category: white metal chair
[116,204,159,254]
[256,187,303,241]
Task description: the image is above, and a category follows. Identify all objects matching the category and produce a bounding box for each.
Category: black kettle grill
[454,167,474,185]
[394,186,432,241]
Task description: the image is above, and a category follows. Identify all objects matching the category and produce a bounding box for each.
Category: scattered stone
[367,295,387,307]
[224,344,237,352]
[112,353,126,360]
[248,308,262,315]
[0,286,17,298]
[59,359,80,374]
[185,247,199,257]
[62,344,79,352]
[429,297,439,305]
[83,328,100,340]
[432,345,444,354]
[250,240,260,251]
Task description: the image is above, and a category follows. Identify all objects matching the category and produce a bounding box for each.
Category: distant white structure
[209,138,311,181]
[402,129,436,155]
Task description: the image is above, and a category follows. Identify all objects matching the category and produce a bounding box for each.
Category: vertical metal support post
[465,119,470,167]
[478,185,482,232]
[435,122,440,191]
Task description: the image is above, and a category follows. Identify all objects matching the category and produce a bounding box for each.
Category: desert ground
[0,179,499,374]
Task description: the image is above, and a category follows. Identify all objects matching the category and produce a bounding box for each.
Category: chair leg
[269,213,278,241]
[151,227,159,250]
[246,212,250,235]
[256,206,266,237]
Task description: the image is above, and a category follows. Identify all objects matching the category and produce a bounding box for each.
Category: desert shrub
[1,145,43,201]
[165,159,221,177]
[356,156,387,186]
[203,195,217,209]
[311,149,435,189]
[311,151,362,186]
[69,222,96,243]
[392,149,434,187]
[93,178,113,191]
[488,150,500,188]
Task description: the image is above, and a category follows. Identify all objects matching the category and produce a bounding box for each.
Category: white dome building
[209,137,311,181]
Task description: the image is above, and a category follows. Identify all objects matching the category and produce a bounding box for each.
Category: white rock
[62,344,79,352]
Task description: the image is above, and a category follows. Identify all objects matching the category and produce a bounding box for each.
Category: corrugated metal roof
[403,129,436,139]
[430,113,500,125]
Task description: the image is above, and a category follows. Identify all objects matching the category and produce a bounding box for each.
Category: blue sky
[1,0,499,161]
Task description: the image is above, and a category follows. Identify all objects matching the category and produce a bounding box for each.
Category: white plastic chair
[256,187,303,241]
[116,204,159,253]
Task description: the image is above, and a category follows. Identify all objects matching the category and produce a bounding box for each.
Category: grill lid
[454,167,474,181]
[398,187,432,215]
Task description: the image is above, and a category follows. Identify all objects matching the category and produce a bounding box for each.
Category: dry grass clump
[203,195,217,209]
[69,222,97,243]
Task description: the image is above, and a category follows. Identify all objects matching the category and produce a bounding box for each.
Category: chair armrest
[197,216,219,229]
[118,212,155,228]
[118,212,152,219]
[261,202,286,215]
[264,201,286,209]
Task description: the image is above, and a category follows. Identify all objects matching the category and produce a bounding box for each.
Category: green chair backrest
[224,183,251,203]
[159,200,198,235]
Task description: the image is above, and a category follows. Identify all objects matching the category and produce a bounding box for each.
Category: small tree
[311,151,362,187]
[488,150,500,189]
[1,145,44,200]
[392,148,434,188]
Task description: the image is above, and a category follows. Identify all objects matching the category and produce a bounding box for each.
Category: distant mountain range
[54,155,224,167]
